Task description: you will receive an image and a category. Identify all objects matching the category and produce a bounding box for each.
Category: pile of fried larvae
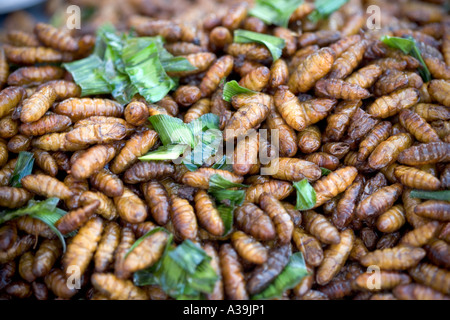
[0,0,449,301]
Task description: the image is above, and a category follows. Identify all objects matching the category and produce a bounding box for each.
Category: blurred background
[0,0,248,37]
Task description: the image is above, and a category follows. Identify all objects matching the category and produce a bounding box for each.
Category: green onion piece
[252,252,309,300]
[63,55,110,97]
[217,204,234,236]
[308,0,349,23]
[249,0,304,28]
[321,167,332,176]
[234,29,286,61]
[9,151,34,188]
[208,174,249,190]
[222,80,257,102]
[293,179,317,210]
[123,38,177,103]
[381,35,431,82]
[139,144,188,161]
[182,129,222,169]
[211,155,234,171]
[149,114,194,147]
[209,189,246,206]
[125,227,170,259]
[0,198,67,252]
[133,240,218,299]
[409,190,450,201]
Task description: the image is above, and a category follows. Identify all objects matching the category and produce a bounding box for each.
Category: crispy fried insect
[414,200,450,222]
[123,230,170,274]
[7,134,31,153]
[155,95,178,117]
[265,106,297,157]
[0,86,26,119]
[293,227,323,267]
[400,220,441,248]
[62,174,88,210]
[199,55,233,98]
[367,88,420,119]
[355,271,411,291]
[431,120,450,139]
[274,86,336,131]
[315,79,370,100]
[62,217,103,277]
[3,45,64,65]
[168,52,217,78]
[6,30,40,47]
[194,190,225,236]
[184,98,211,123]
[174,85,201,107]
[233,59,264,78]
[222,102,268,141]
[368,133,413,170]
[356,121,392,161]
[44,268,77,299]
[409,263,450,295]
[36,80,81,101]
[394,284,449,300]
[92,273,147,300]
[288,47,335,94]
[123,161,174,184]
[219,244,248,300]
[345,64,382,89]
[347,107,380,141]
[323,100,360,143]
[34,23,79,52]
[303,210,341,245]
[65,122,127,145]
[356,183,403,220]
[54,98,123,122]
[0,48,8,89]
[55,201,100,235]
[269,59,289,89]
[123,101,149,126]
[398,108,440,143]
[94,222,121,273]
[232,130,258,176]
[0,141,8,168]
[376,204,405,233]
[32,281,48,300]
[231,231,268,264]
[317,279,353,300]
[332,178,364,230]
[394,165,441,190]
[209,26,233,49]
[316,229,354,286]
[235,202,276,241]
[203,243,224,300]
[322,142,350,159]
[5,281,31,298]
[238,66,270,92]
[0,235,34,264]
[247,245,290,296]
[0,260,16,291]
[425,239,450,269]
[182,168,243,189]
[402,189,431,229]
[349,237,369,262]
[15,215,55,239]
[398,142,450,166]
[245,179,293,203]
[288,46,320,75]
[30,149,57,177]
[222,3,247,30]
[19,113,71,137]
[0,224,17,252]
[272,27,295,56]
[298,30,341,48]
[70,144,115,180]
[128,15,182,41]
[89,169,123,198]
[360,245,426,271]
[112,187,147,224]
[304,152,339,171]
[424,55,450,80]
[7,66,64,87]
[259,193,294,244]
[328,40,368,79]
[281,202,302,227]
[140,181,169,226]
[0,186,30,209]
[242,16,267,34]
[170,194,198,240]
[313,166,358,208]
[271,157,321,182]
[113,225,135,280]
[165,42,205,56]
[32,239,62,278]
[297,126,321,154]
[18,252,36,283]
[374,70,423,97]
[360,227,379,251]
[427,80,450,107]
